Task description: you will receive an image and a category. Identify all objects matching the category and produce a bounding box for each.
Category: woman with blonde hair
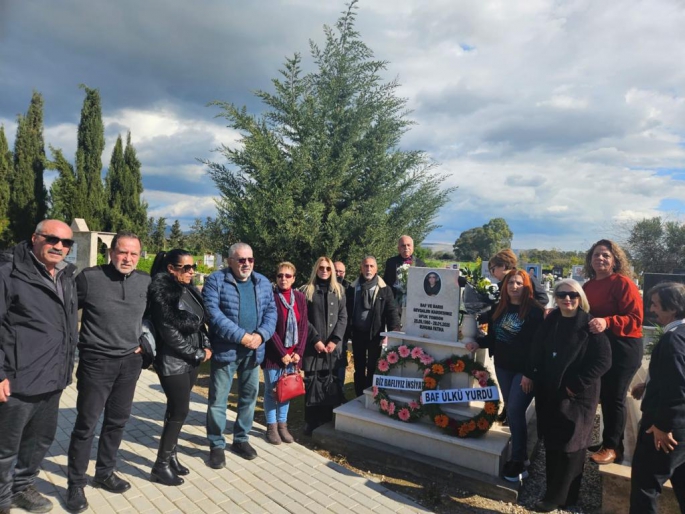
[301,256,348,435]
[528,279,611,511]
[582,239,643,465]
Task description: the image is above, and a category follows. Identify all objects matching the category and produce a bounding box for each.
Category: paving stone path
[31,369,432,513]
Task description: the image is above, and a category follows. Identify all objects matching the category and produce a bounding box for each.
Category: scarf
[358,274,379,310]
[278,289,298,348]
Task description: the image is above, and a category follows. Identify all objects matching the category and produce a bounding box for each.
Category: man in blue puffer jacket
[203,243,276,468]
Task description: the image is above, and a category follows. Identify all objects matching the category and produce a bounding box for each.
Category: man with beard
[66,231,150,513]
[0,220,78,514]
[346,256,400,397]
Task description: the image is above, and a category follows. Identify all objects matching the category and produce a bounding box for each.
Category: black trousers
[158,367,199,425]
[0,390,62,509]
[351,335,382,397]
[543,447,586,506]
[67,352,141,487]
[600,335,642,450]
[630,424,685,514]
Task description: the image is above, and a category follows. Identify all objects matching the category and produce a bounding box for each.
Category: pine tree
[204,1,452,275]
[75,85,106,230]
[0,126,12,244]
[151,217,167,253]
[186,218,205,254]
[10,91,47,242]
[123,132,148,237]
[169,219,184,249]
[47,145,77,223]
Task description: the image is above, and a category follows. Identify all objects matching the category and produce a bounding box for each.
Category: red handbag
[275,366,305,402]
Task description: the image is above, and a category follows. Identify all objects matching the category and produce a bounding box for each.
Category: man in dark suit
[383,235,426,298]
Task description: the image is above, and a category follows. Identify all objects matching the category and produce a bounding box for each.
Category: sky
[1,0,684,251]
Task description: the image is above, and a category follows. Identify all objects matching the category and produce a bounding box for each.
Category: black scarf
[358,274,379,310]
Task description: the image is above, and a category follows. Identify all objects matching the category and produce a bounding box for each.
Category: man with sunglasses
[64,231,150,513]
[203,243,277,467]
[0,220,79,514]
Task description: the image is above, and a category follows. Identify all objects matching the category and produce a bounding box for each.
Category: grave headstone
[405,268,460,341]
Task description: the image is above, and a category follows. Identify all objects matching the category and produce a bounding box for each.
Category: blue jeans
[207,348,259,449]
[263,367,292,424]
[496,366,533,462]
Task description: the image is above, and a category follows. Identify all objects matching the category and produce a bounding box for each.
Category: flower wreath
[372,344,433,422]
[422,354,500,438]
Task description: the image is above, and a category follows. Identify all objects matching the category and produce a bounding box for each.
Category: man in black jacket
[383,235,426,299]
[0,220,78,514]
[346,256,401,397]
[65,232,150,513]
[630,282,685,514]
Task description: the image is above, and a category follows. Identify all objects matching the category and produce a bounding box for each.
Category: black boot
[170,447,190,476]
[151,421,184,486]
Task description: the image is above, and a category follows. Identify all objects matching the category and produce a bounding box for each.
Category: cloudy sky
[1,0,684,250]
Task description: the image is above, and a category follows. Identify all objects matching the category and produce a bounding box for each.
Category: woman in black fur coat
[148,249,212,486]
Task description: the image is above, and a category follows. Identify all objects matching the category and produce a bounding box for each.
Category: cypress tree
[75,85,106,230]
[47,145,77,223]
[104,135,127,232]
[0,126,12,244]
[151,217,167,253]
[10,91,47,242]
[123,132,148,236]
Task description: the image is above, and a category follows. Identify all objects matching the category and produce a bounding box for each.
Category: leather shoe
[66,486,88,513]
[231,441,258,460]
[92,472,131,493]
[590,447,620,465]
[208,447,225,469]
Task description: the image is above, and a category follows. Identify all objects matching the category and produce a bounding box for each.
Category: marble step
[334,396,511,477]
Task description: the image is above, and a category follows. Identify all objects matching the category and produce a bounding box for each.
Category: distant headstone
[571,265,585,282]
[522,263,541,279]
[203,253,215,268]
[405,268,460,341]
[643,272,685,326]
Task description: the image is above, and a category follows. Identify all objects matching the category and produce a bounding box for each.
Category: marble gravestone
[405,267,460,341]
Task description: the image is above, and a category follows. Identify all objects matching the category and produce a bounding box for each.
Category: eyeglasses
[235,257,254,264]
[35,233,75,249]
[318,266,332,272]
[335,269,345,275]
[277,273,293,279]
[174,263,197,273]
[555,291,581,300]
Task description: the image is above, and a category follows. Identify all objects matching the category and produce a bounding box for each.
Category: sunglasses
[235,257,254,264]
[35,233,75,249]
[319,266,332,272]
[277,273,293,279]
[174,263,197,273]
[335,269,345,275]
[555,291,581,300]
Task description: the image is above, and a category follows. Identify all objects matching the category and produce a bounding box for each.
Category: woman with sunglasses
[301,256,348,435]
[467,269,545,482]
[262,262,311,444]
[147,250,212,485]
[582,239,643,465]
[528,280,611,512]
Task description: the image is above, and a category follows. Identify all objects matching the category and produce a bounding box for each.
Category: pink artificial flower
[373,386,379,398]
[420,354,434,365]
[386,352,399,364]
[398,345,410,358]
[411,347,424,359]
[479,379,488,388]
[380,399,388,411]
[377,359,389,372]
[387,402,396,416]
[409,401,420,410]
[398,408,411,421]
[423,368,431,376]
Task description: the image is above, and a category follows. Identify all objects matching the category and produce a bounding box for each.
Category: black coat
[303,284,347,372]
[345,275,401,341]
[0,241,78,395]
[148,272,210,376]
[530,309,612,452]
[383,254,427,297]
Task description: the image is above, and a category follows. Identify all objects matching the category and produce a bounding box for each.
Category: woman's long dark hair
[150,249,192,277]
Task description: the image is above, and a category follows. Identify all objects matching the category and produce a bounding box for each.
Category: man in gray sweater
[65,232,150,513]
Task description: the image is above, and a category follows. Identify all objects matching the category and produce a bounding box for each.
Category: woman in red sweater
[261,262,311,445]
[582,239,643,465]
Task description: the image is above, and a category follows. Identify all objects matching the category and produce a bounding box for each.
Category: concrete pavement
[25,369,432,514]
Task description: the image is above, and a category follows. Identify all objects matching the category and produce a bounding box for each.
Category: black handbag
[305,353,343,407]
